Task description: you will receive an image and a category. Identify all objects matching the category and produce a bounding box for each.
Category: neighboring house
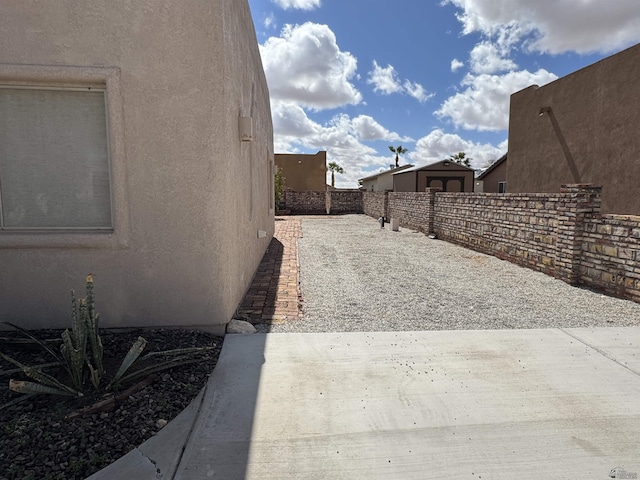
[393,160,475,192]
[476,154,508,193]
[0,0,274,335]
[508,42,640,214]
[275,151,327,191]
[359,165,414,191]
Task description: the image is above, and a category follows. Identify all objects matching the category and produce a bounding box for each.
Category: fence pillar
[424,187,442,234]
[556,184,602,284]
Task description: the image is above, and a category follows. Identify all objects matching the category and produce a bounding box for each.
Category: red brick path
[237,216,302,324]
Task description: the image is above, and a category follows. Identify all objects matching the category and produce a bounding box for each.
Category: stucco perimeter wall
[275,151,326,192]
[580,215,640,302]
[0,0,274,333]
[508,43,640,214]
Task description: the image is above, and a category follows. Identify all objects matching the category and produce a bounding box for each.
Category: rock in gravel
[226,319,257,334]
[156,419,168,429]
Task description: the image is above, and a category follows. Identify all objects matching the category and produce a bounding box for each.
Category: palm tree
[327,161,345,188]
[448,152,472,167]
[388,145,408,168]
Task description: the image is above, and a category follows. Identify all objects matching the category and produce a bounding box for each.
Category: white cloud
[444,0,640,54]
[436,69,558,131]
[451,58,465,72]
[272,101,409,146]
[351,115,413,142]
[260,22,362,109]
[264,13,276,29]
[271,102,413,187]
[411,129,505,168]
[469,41,517,74]
[271,101,320,138]
[367,61,403,94]
[272,0,321,11]
[367,61,433,103]
[403,80,434,103]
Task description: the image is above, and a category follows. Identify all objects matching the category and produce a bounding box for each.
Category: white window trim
[0,64,130,249]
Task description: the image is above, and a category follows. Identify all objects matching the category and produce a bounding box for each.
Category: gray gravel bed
[261,214,640,333]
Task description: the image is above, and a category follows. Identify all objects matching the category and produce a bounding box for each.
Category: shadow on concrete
[172,334,267,479]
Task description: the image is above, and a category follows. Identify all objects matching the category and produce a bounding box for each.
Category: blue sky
[248,0,640,188]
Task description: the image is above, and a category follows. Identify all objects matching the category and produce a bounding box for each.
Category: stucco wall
[0,0,274,334]
[393,172,418,192]
[508,42,640,214]
[480,160,507,193]
[394,164,474,192]
[375,171,396,192]
[275,151,326,192]
[417,170,474,192]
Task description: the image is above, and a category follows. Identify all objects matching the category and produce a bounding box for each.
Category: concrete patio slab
[173,328,640,479]
[87,389,206,480]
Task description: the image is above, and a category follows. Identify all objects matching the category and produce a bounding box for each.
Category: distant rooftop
[359,164,414,182]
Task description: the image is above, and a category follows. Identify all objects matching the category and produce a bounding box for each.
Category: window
[0,86,112,230]
[498,181,506,193]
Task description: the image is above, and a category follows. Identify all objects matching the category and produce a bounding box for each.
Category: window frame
[0,64,130,249]
[0,84,113,231]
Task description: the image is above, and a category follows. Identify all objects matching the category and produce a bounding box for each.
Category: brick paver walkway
[236,216,302,325]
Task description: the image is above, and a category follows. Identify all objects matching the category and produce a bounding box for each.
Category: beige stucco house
[0,0,274,335]
[274,151,327,192]
[476,154,507,193]
[393,161,475,192]
[360,165,414,192]
[508,42,640,214]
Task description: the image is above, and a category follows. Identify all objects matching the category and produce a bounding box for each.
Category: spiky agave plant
[0,275,214,398]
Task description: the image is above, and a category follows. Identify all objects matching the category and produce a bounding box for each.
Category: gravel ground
[263,214,640,333]
[0,329,222,480]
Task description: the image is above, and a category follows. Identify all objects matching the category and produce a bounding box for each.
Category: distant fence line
[282,186,640,304]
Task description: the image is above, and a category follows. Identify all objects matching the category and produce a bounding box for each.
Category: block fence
[581,215,640,303]
[363,185,640,303]
[283,190,363,215]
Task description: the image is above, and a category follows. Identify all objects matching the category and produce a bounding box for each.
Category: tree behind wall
[274,166,285,212]
[327,162,345,188]
[389,145,408,168]
[448,152,472,167]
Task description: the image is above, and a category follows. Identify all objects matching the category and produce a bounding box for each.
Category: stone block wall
[580,214,640,302]
[387,192,434,233]
[283,190,326,214]
[433,192,562,277]
[328,191,364,214]
[288,184,640,303]
[283,190,363,214]
[433,185,602,282]
[363,192,387,220]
